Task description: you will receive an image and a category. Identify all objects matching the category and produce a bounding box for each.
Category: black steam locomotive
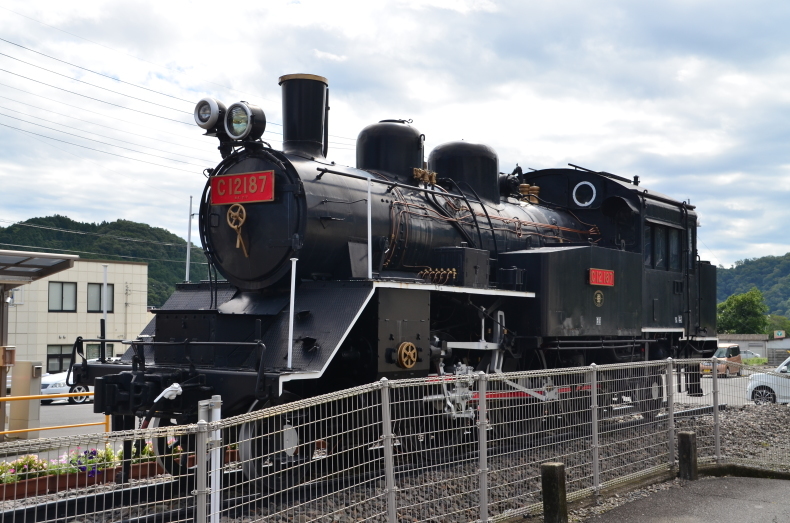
[74,73,716,474]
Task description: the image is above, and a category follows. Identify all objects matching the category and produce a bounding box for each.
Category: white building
[6,258,149,373]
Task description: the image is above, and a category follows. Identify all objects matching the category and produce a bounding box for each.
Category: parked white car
[746,356,790,404]
[40,371,92,405]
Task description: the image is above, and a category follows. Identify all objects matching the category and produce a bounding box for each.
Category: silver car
[40,371,92,405]
[746,356,790,404]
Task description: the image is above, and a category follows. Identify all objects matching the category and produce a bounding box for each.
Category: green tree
[717,287,769,334]
[0,216,208,307]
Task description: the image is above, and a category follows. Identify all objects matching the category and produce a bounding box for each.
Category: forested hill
[717,253,790,316]
[0,216,206,307]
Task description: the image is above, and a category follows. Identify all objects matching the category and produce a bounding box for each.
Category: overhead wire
[0,69,193,125]
[0,5,280,105]
[0,36,194,104]
[0,85,208,143]
[0,32,359,141]
[699,237,723,268]
[0,241,203,264]
[0,19,361,185]
[0,26,356,141]
[0,121,197,173]
[0,97,212,153]
[0,51,192,114]
[0,110,213,166]
[17,129,193,200]
[0,78,348,150]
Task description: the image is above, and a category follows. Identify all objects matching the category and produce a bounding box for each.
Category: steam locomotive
[73,74,716,476]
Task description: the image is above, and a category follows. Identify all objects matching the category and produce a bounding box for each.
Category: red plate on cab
[589,268,615,286]
[211,171,274,205]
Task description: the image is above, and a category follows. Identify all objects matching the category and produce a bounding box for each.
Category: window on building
[46,345,71,373]
[48,282,77,312]
[87,283,114,313]
[85,343,115,360]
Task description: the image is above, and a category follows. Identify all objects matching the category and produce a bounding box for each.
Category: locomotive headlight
[194,97,226,130]
[224,101,266,141]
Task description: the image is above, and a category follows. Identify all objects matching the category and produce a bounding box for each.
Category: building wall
[6,260,149,371]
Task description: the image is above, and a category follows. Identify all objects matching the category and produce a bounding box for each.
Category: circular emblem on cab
[594,290,604,307]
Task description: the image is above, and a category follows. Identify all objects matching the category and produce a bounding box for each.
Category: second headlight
[224,101,266,141]
[194,97,226,130]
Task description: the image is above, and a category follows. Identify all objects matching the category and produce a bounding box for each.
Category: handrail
[0,392,94,402]
[0,391,110,436]
[0,420,109,436]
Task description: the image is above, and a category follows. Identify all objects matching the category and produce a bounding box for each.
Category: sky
[0,0,789,267]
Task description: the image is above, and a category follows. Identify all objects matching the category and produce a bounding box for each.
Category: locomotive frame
[71,73,717,482]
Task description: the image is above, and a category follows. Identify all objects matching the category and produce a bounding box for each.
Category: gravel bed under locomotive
[74,74,717,477]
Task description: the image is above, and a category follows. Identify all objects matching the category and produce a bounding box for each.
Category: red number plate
[589,268,615,286]
[210,171,274,205]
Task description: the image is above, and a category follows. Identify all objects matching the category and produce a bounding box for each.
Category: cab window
[654,226,667,269]
[644,223,683,271]
[669,228,681,271]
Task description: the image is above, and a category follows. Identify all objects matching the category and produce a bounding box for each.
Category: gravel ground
[3,402,790,522]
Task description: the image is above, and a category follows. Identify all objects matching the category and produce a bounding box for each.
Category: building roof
[0,249,79,285]
[718,333,770,341]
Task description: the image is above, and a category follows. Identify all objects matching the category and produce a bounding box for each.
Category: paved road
[676,374,751,407]
[38,401,107,438]
[584,477,790,522]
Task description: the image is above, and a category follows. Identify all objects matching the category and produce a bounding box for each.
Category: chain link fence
[1,358,788,522]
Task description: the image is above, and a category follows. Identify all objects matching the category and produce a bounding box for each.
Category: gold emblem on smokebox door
[593,290,604,307]
[226,204,249,257]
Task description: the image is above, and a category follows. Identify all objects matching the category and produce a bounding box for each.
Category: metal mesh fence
[1,358,789,522]
[0,424,197,522]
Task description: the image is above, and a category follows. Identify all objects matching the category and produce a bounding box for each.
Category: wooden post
[678,431,698,481]
[541,462,568,523]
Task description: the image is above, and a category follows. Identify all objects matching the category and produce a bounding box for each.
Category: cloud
[0,0,788,267]
[313,50,348,62]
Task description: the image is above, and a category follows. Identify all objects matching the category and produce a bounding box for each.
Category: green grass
[743,357,768,365]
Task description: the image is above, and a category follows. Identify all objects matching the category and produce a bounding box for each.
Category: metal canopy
[0,249,79,285]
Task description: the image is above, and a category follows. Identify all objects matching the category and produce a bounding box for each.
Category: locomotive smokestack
[279,74,329,159]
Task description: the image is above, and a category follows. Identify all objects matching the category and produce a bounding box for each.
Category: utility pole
[102,264,108,362]
[185,196,200,282]
[186,196,193,282]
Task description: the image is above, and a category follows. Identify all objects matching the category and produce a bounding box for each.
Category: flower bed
[0,443,167,500]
